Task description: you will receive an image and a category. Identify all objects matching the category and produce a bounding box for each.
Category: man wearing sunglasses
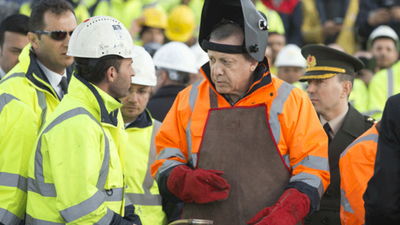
[0,0,76,224]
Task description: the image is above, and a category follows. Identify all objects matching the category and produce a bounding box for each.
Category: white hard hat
[190,43,209,70]
[275,44,306,68]
[367,25,400,51]
[131,45,157,86]
[153,41,198,74]
[67,16,137,58]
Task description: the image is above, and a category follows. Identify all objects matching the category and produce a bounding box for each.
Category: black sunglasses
[34,30,74,41]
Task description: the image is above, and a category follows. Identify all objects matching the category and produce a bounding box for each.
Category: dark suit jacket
[305,104,374,225]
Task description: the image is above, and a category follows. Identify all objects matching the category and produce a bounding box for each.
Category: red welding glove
[247,188,310,225]
[167,165,231,204]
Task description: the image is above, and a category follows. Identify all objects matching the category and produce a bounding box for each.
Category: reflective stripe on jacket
[0,92,38,225]
[0,44,72,129]
[125,110,167,225]
[368,60,400,120]
[339,122,379,225]
[151,58,330,214]
[26,74,128,224]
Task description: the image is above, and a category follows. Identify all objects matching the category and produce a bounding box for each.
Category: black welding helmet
[199,0,269,62]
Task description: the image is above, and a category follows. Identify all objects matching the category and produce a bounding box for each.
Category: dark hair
[337,73,354,86]
[29,0,75,34]
[75,56,123,84]
[0,14,29,48]
[209,21,252,61]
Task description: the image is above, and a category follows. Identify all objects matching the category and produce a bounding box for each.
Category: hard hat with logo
[275,44,306,68]
[367,25,400,51]
[165,5,196,43]
[67,16,137,59]
[141,7,167,29]
[153,41,198,74]
[199,0,269,62]
[131,45,157,86]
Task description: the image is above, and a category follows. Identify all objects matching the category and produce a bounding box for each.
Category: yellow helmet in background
[165,5,196,43]
[141,7,168,29]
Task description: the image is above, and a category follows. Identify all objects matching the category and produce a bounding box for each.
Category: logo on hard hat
[307,55,317,68]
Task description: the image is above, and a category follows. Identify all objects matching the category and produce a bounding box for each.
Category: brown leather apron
[181,95,291,224]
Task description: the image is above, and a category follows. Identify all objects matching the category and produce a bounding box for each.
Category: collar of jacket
[125,109,153,129]
[201,56,272,103]
[21,44,73,100]
[69,74,122,126]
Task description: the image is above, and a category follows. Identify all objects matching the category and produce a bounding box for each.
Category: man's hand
[322,20,342,38]
[247,188,310,225]
[167,165,231,204]
[368,8,391,26]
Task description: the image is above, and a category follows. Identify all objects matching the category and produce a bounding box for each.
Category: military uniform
[299,45,375,224]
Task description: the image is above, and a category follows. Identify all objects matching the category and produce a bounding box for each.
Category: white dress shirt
[36,59,67,98]
[320,104,349,140]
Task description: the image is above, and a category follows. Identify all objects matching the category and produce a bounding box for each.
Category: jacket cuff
[286,181,319,215]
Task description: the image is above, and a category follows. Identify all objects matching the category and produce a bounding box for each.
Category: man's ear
[158,70,168,86]
[342,80,352,98]
[28,32,39,49]
[106,66,117,83]
[249,58,259,72]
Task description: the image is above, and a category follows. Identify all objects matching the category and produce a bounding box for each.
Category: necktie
[323,122,332,145]
[60,76,68,95]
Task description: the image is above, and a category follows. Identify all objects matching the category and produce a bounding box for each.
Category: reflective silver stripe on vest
[156,147,186,161]
[0,172,28,192]
[102,188,123,201]
[155,160,184,182]
[0,93,19,113]
[31,107,110,196]
[28,107,116,222]
[93,208,114,225]
[126,193,162,206]
[0,72,24,84]
[340,133,379,159]
[269,82,295,148]
[388,67,394,98]
[26,214,64,225]
[36,89,48,132]
[290,172,324,199]
[292,155,329,172]
[281,154,291,169]
[187,80,201,168]
[0,207,21,225]
[340,188,355,214]
[127,121,163,206]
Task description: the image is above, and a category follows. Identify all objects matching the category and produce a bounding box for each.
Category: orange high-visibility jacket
[151,58,330,214]
[339,122,379,225]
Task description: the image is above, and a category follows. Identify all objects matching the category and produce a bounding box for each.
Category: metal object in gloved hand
[167,165,231,203]
[247,188,310,225]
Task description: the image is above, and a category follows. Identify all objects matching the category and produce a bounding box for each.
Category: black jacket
[364,93,400,225]
[305,104,374,225]
[147,85,186,122]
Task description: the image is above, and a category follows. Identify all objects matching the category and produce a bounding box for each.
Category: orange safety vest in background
[339,122,380,225]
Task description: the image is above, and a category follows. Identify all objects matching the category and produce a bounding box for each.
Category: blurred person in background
[146,41,198,122]
[188,42,208,84]
[302,0,359,54]
[267,31,286,76]
[368,25,400,119]
[20,0,90,24]
[356,0,400,48]
[260,0,302,46]
[274,44,307,91]
[129,7,167,46]
[0,14,29,79]
[164,5,196,46]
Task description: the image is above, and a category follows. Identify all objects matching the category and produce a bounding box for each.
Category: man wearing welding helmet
[151,0,330,224]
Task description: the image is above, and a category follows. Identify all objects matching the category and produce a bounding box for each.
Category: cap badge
[307,55,317,68]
